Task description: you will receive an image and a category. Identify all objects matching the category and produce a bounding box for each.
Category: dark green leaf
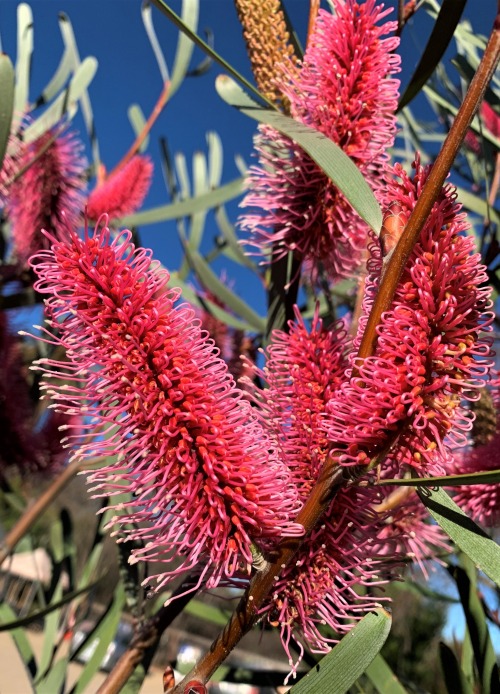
[377,469,500,487]
[0,54,15,173]
[290,609,392,694]
[0,603,36,677]
[37,656,69,694]
[216,75,383,235]
[417,487,500,588]
[439,642,474,694]
[398,0,467,111]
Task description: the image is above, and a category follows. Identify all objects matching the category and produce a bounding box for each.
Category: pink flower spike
[28,216,302,596]
[7,127,87,263]
[241,0,400,279]
[86,155,153,221]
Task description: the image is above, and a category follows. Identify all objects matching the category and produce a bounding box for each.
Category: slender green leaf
[23,57,98,143]
[452,558,499,694]
[184,599,229,627]
[170,0,199,97]
[215,206,257,270]
[36,656,69,694]
[36,581,64,682]
[207,131,223,188]
[290,609,392,694]
[14,3,33,113]
[187,249,266,332]
[377,469,500,488]
[33,47,73,107]
[417,487,500,588]
[216,75,382,234]
[0,603,36,677]
[128,104,149,151]
[142,1,169,82]
[120,176,245,226]
[150,0,276,109]
[364,653,408,694]
[73,583,125,694]
[203,297,259,332]
[461,627,475,688]
[439,642,473,694]
[398,0,467,111]
[58,12,100,167]
[457,186,500,227]
[0,54,15,173]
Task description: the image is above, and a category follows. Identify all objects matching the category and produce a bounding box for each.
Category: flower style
[6,127,86,262]
[28,216,302,596]
[241,0,400,278]
[86,155,153,221]
[245,309,392,672]
[325,156,494,475]
[450,380,500,527]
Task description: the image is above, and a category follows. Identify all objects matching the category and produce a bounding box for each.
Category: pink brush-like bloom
[86,155,153,221]
[7,127,86,263]
[27,216,302,596]
[451,379,500,527]
[241,0,400,278]
[371,486,450,577]
[325,156,494,475]
[244,309,392,675]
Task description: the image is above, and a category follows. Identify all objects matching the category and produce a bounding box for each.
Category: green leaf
[439,642,474,694]
[14,3,33,113]
[187,249,266,332]
[290,609,392,694]
[377,469,500,487]
[36,656,69,694]
[207,131,223,188]
[184,599,229,627]
[216,75,382,235]
[119,176,245,226]
[170,0,199,97]
[142,1,169,82]
[128,104,149,151]
[0,53,15,173]
[72,583,126,694]
[23,57,98,143]
[398,0,467,111]
[417,487,500,588]
[215,205,256,271]
[35,581,64,683]
[451,558,499,694]
[0,602,36,678]
[32,46,73,108]
[364,653,408,694]
[150,0,275,108]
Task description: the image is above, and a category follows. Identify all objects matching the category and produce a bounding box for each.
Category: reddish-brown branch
[107,80,170,180]
[356,15,500,365]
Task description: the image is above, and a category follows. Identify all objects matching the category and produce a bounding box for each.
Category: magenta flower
[7,127,86,263]
[28,216,302,595]
[86,155,153,221]
[241,0,400,278]
[325,156,494,475]
[245,309,392,673]
[450,379,500,527]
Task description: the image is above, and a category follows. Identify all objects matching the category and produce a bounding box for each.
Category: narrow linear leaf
[36,582,64,683]
[417,487,500,588]
[452,559,499,694]
[0,54,15,173]
[36,656,69,694]
[377,469,500,487]
[457,186,500,227]
[215,205,256,270]
[119,176,245,226]
[290,609,392,694]
[128,104,149,151]
[216,75,382,234]
[364,653,408,694]
[398,0,467,111]
[170,0,199,97]
[188,250,266,332]
[0,603,36,678]
[207,130,223,188]
[33,47,73,108]
[14,3,33,113]
[23,57,98,143]
[439,642,474,694]
[142,1,169,82]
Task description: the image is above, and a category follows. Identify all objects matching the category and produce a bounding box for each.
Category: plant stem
[356,13,500,363]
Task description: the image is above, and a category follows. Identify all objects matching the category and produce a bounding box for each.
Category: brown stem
[307,0,320,47]
[106,81,170,180]
[356,14,500,364]
[0,456,83,567]
[96,578,197,694]
[170,459,348,691]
